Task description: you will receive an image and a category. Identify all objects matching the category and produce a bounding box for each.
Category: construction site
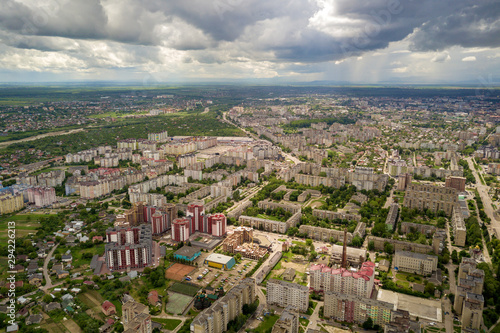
[222,226,269,260]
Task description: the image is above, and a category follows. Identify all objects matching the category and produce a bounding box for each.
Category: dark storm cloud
[0,0,108,40]
[409,1,500,51]
[0,0,499,64]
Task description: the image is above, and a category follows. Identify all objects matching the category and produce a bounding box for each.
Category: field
[0,213,44,241]
[166,291,193,315]
[61,319,83,333]
[169,282,200,296]
[78,290,108,318]
[40,322,69,333]
[165,263,196,281]
[152,318,182,330]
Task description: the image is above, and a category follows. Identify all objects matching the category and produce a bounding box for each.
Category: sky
[0,0,500,85]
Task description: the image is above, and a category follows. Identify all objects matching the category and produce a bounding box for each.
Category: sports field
[166,292,193,315]
[169,282,200,296]
[165,263,195,281]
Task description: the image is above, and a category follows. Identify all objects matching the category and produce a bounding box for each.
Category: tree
[362,317,374,329]
[42,294,53,303]
[368,240,375,251]
[425,282,435,295]
[384,242,394,254]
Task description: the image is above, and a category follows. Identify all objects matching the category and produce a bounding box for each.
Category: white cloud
[462,56,477,62]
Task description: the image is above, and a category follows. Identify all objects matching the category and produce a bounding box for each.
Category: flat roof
[174,246,201,258]
[205,253,234,265]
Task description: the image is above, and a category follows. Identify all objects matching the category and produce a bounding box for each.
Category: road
[0,128,85,148]
[306,301,323,331]
[443,220,457,333]
[42,244,58,290]
[466,157,500,239]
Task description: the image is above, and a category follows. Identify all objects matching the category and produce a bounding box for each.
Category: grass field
[166,292,193,315]
[0,213,44,241]
[248,315,279,333]
[169,282,200,296]
[152,318,182,330]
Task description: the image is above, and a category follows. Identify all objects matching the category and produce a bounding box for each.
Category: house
[51,264,63,274]
[27,262,39,274]
[28,274,43,286]
[57,270,69,279]
[47,241,55,247]
[16,255,28,262]
[14,281,23,288]
[43,302,61,312]
[61,254,73,262]
[101,301,116,316]
[6,324,18,333]
[16,307,29,318]
[148,290,160,306]
[378,259,390,272]
[26,314,43,325]
[92,236,104,243]
[13,265,24,273]
[127,271,137,279]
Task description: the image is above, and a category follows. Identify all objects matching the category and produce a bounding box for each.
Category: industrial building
[204,253,235,270]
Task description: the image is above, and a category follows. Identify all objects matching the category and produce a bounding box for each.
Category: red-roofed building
[101,301,116,316]
[92,236,104,243]
[148,290,159,306]
[310,261,375,298]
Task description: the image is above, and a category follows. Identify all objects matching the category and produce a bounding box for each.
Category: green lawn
[152,318,182,330]
[256,214,285,222]
[248,315,279,333]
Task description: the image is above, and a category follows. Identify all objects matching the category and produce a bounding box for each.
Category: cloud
[431,52,451,63]
[0,0,499,82]
[462,56,477,62]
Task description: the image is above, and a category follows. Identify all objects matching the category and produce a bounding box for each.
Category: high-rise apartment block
[171,203,227,242]
[27,186,56,207]
[105,225,153,271]
[403,183,458,216]
[267,279,309,313]
[0,191,24,214]
[324,291,394,327]
[454,258,485,332]
[309,262,375,298]
[191,278,256,333]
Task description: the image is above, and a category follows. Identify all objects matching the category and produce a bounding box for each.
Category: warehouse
[204,253,235,270]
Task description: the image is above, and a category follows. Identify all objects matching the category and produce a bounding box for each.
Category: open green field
[0,213,44,241]
[152,318,182,330]
[169,282,200,296]
[166,292,193,315]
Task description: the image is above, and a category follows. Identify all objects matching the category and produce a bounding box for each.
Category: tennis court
[166,291,193,315]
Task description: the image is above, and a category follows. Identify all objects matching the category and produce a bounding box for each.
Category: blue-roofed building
[174,246,201,262]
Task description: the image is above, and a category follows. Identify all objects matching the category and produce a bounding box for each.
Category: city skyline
[0,0,499,84]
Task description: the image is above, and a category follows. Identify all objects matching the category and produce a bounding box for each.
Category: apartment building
[258,200,301,214]
[298,225,353,243]
[172,218,191,242]
[454,258,485,325]
[403,183,458,216]
[324,291,394,327]
[0,191,24,214]
[309,261,375,298]
[27,186,56,207]
[445,176,466,192]
[393,251,438,276]
[271,306,299,333]
[148,130,169,142]
[451,205,466,247]
[105,225,153,271]
[191,278,256,333]
[312,209,361,222]
[267,279,309,313]
[385,203,399,231]
[122,300,152,333]
[462,293,484,332]
[367,236,435,254]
